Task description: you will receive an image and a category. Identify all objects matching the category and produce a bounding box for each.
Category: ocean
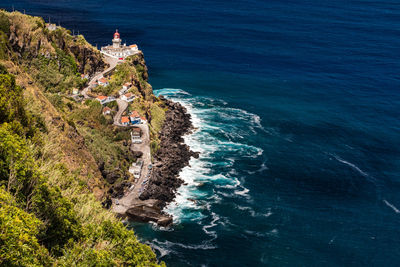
[2,0,400,266]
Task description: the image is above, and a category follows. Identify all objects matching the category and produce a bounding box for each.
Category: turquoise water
[2,0,400,265]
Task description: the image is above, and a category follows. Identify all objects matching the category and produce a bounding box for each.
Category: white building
[46,23,57,31]
[101,30,140,59]
[129,160,143,178]
[131,128,142,144]
[123,82,132,90]
[96,95,108,104]
[98,77,109,86]
[121,92,135,102]
[119,87,128,96]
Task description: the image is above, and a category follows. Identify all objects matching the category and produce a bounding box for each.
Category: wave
[332,154,369,177]
[237,205,273,218]
[202,212,219,239]
[383,199,400,214]
[151,238,217,252]
[157,88,264,226]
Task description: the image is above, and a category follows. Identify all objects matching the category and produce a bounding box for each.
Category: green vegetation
[30,48,85,93]
[0,10,170,265]
[0,66,163,266]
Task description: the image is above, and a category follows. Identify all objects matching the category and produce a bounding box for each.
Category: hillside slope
[0,10,164,266]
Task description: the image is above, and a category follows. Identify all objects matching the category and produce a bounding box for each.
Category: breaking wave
[154,88,264,224]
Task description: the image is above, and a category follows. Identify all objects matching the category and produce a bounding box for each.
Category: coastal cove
[2,0,400,266]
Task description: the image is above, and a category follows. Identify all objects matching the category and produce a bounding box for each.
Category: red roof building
[131,111,140,118]
[121,116,130,125]
[97,95,107,101]
[103,107,111,115]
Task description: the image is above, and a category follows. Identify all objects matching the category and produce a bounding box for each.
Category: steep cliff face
[126,52,154,100]
[5,11,105,76]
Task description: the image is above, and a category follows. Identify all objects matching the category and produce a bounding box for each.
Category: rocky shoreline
[139,96,199,209]
[113,96,199,226]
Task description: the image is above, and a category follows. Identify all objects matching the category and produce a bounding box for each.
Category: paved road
[112,123,151,215]
[113,99,128,126]
[82,55,118,98]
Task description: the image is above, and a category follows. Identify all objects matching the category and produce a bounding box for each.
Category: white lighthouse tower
[100,30,139,58]
[112,30,121,48]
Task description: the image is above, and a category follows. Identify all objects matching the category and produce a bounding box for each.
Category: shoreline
[139,96,199,209]
[116,95,199,226]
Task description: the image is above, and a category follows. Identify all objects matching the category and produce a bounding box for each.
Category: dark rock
[139,99,199,209]
[125,200,173,226]
[157,217,173,227]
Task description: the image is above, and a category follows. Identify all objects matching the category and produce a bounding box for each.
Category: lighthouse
[112,30,121,48]
[100,29,139,58]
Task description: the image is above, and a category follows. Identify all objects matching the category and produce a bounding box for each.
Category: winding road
[82,55,118,98]
[83,53,153,217]
[112,123,151,215]
[113,99,128,126]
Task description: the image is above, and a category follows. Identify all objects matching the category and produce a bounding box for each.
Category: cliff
[0,10,164,266]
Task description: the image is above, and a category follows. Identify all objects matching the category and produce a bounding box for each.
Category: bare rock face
[69,44,106,76]
[139,97,199,208]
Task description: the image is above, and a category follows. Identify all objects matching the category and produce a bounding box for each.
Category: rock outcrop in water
[139,96,199,208]
[125,199,173,226]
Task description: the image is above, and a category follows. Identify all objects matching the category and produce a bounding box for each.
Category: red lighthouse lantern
[114,29,120,40]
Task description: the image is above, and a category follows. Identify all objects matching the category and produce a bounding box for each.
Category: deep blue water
[3,0,400,266]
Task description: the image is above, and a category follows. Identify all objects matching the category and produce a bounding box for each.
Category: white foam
[383,199,400,214]
[333,155,369,177]
[234,186,250,197]
[202,212,219,239]
[159,88,265,224]
[237,205,273,218]
[151,238,217,251]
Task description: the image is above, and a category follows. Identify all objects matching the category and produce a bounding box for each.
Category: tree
[0,188,51,266]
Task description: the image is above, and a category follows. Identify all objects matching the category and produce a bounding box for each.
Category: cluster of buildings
[100,30,139,59]
[120,111,146,126]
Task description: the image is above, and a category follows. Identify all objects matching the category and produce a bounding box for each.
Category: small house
[96,95,108,104]
[72,88,79,95]
[46,23,57,31]
[119,87,128,96]
[131,127,142,143]
[81,74,88,80]
[102,106,111,115]
[98,77,109,86]
[130,111,141,124]
[121,116,130,126]
[121,92,135,102]
[122,82,132,90]
[129,160,143,178]
[140,116,147,124]
[130,44,139,51]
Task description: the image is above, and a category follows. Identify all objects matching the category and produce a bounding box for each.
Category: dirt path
[113,99,128,126]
